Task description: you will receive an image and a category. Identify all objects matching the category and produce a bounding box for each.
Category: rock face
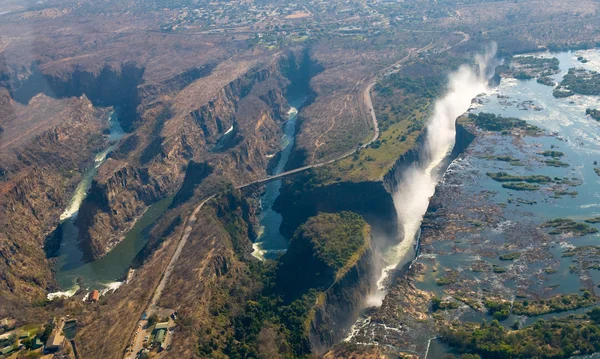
[7,63,144,132]
[274,175,399,242]
[277,212,375,356]
[308,242,374,355]
[0,90,108,312]
[73,54,302,261]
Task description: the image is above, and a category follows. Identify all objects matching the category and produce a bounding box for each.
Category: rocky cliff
[276,211,374,356]
[0,91,108,312]
[308,237,374,356]
[274,173,399,242]
[73,54,301,261]
[6,63,144,131]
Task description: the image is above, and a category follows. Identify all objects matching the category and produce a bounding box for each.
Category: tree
[147,314,159,327]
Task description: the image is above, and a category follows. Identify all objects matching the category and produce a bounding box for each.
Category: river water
[348,48,600,353]
[51,110,173,297]
[413,49,600,355]
[252,95,307,260]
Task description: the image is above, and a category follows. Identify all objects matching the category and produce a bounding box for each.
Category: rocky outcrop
[276,211,375,356]
[74,163,174,260]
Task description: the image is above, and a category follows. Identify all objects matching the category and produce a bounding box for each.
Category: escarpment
[0,92,108,312]
[277,212,374,356]
[6,63,144,132]
[274,171,399,242]
[308,243,374,355]
[74,55,301,261]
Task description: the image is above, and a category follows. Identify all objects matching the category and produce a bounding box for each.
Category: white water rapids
[366,44,497,307]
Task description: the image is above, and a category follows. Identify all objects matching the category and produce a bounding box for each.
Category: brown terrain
[2,0,600,357]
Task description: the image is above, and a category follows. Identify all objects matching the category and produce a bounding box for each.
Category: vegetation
[493,265,507,273]
[586,217,600,224]
[432,297,459,311]
[441,309,600,359]
[468,113,542,135]
[541,218,599,236]
[497,56,560,79]
[501,182,540,191]
[544,158,570,167]
[540,150,564,158]
[485,300,511,321]
[499,252,521,261]
[555,68,600,97]
[326,55,458,183]
[595,168,600,176]
[436,277,454,286]
[512,292,596,316]
[294,212,368,273]
[494,156,522,166]
[537,76,555,87]
[586,108,600,121]
[276,212,369,301]
[487,172,552,184]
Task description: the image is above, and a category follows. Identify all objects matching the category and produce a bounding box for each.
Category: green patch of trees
[468,113,542,135]
[442,307,600,359]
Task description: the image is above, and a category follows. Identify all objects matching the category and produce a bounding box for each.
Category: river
[252,95,307,260]
[348,48,600,355]
[51,110,173,298]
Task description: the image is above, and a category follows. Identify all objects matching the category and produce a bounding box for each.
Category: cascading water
[366,43,498,307]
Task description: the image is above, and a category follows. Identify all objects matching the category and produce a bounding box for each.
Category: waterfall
[366,43,498,307]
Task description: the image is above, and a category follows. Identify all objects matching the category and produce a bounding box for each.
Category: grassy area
[554,68,600,97]
[540,150,565,158]
[322,58,454,183]
[323,93,427,183]
[467,112,543,135]
[441,307,600,359]
[499,252,521,261]
[544,158,570,167]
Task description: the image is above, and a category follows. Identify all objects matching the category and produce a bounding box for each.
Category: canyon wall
[73,53,311,262]
[0,92,108,312]
[308,243,374,356]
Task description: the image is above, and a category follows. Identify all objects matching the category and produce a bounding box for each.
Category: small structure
[44,332,65,353]
[89,290,100,302]
[152,322,169,347]
[44,319,65,354]
[2,345,14,356]
[154,322,168,331]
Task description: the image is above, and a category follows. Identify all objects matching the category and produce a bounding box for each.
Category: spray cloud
[366,43,497,307]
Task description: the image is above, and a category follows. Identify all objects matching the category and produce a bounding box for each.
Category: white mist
[366,44,497,307]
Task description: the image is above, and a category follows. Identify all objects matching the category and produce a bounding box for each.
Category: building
[152,322,169,347]
[44,319,65,354]
[44,332,65,353]
[89,290,100,302]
